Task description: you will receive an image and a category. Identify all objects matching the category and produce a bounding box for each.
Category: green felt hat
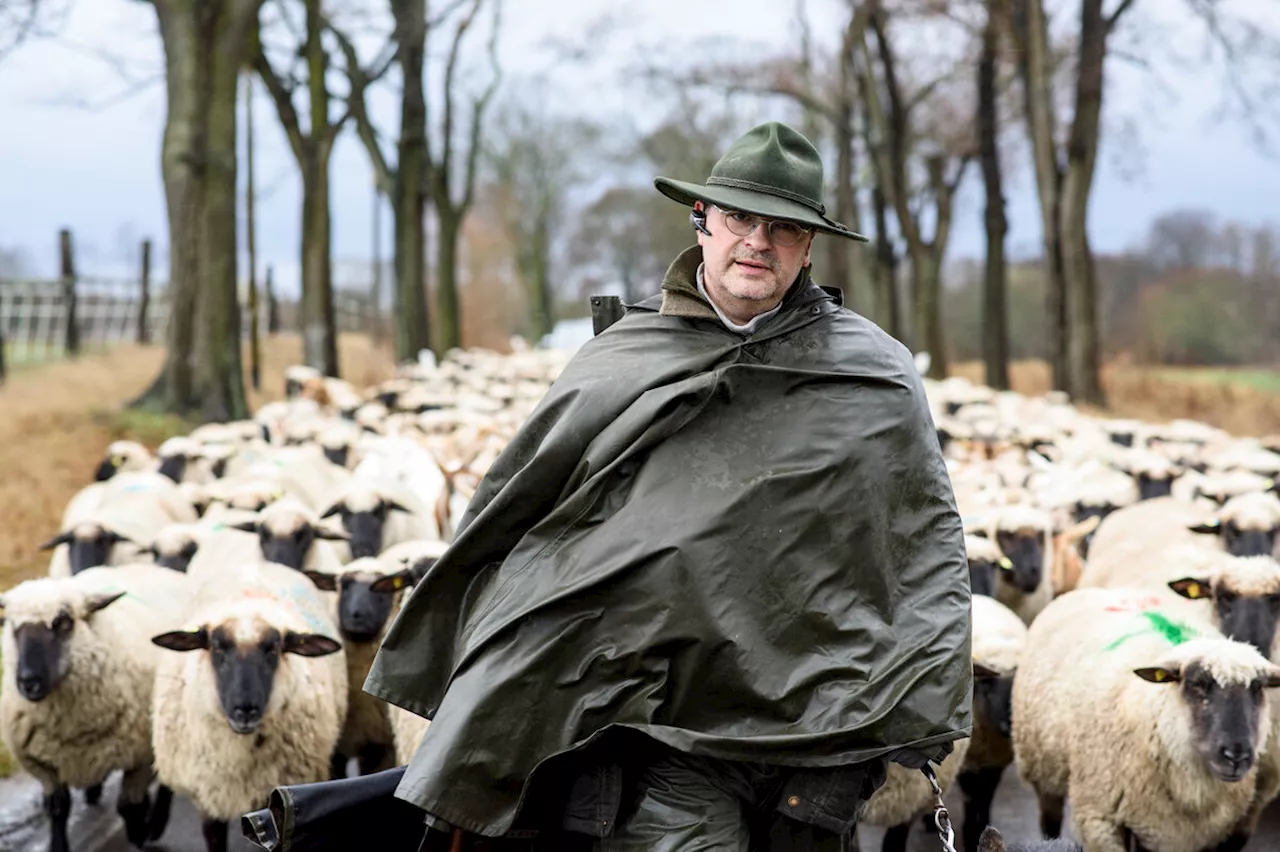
[654,121,867,242]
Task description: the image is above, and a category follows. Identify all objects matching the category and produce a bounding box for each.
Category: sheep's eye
[260,638,280,655]
[211,637,232,654]
[294,528,309,542]
[51,614,72,634]
[1217,589,1238,604]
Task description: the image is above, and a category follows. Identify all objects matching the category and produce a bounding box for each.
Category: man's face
[695,202,813,323]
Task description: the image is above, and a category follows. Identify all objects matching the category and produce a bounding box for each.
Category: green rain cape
[365,248,973,837]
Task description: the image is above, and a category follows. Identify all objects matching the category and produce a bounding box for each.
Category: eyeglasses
[713,206,812,247]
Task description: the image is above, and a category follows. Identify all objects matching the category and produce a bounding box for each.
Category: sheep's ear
[227,520,259,534]
[409,556,438,583]
[314,526,350,541]
[152,628,209,652]
[283,632,342,657]
[1068,514,1102,540]
[1188,520,1222,535]
[972,662,1001,680]
[85,590,126,614]
[302,571,339,592]
[370,570,415,593]
[39,531,74,551]
[976,825,1006,852]
[1134,666,1182,684]
[319,503,343,519]
[1264,668,1280,689]
[383,499,413,514]
[1169,577,1213,600]
[138,544,159,558]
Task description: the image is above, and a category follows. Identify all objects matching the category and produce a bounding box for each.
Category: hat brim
[654,177,869,242]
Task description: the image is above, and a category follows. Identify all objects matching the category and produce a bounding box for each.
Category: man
[366,121,972,850]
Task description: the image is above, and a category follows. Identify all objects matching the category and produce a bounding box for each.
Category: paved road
[3,765,1280,851]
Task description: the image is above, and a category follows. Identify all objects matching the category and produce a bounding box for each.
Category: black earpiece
[690,208,711,236]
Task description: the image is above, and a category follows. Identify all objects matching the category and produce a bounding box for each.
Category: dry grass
[951,360,1280,436]
[0,334,395,591]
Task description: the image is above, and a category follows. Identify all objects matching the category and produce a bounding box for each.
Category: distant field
[1148,367,1280,395]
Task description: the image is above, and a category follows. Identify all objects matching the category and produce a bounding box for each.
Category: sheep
[155,435,214,484]
[1084,495,1280,586]
[224,497,349,576]
[320,482,439,559]
[1012,587,1280,852]
[303,555,428,778]
[965,533,1010,599]
[957,595,1029,852]
[150,560,346,852]
[0,564,192,852]
[284,364,323,399]
[860,716,971,851]
[974,504,1054,625]
[44,471,199,577]
[976,826,1083,852]
[141,522,207,573]
[1048,515,1101,596]
[94,440,154,482]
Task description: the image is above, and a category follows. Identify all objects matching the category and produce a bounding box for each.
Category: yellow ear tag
[111,455,124,466]
[394,576,406,590]
[273,490,285,501]
[999,557,1013,571]
[1152,669,1170,682]
[1185,582,1204,599]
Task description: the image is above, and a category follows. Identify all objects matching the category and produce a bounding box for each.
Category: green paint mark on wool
[1104,611,1201,652]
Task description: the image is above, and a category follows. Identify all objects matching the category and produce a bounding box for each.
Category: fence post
[137,239,152,344]
[60,228,79,356]
[265,265,280,334]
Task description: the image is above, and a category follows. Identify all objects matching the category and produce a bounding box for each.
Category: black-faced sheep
[150,560,346,852]
[320,483,437,559]
[1013,587,1280,852]
[0,564,191,852]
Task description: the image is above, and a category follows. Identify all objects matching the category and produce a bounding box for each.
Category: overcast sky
[0,0,1276,296]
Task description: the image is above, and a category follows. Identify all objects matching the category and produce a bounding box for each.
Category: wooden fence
[0,231,376,381]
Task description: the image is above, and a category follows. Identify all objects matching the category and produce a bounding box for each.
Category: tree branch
[329,22,393,195]
[254,45,307,164]
[437,0,484,210]
[427,0,473,30]
[1106,0,1137,34]
[462,0,502,214]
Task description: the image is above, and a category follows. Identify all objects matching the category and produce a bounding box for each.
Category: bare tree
[333,1,435,363]
[134,0,263,422]
[428,0,501,354]
[979,0,1010,390]
[485,88,600,343]
[859,0,973,378]
[255,0,394,377]
[0,0,68,61]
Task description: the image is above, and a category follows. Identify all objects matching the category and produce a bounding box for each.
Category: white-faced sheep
[1012,587,1280,852]
[0,564,192,852]
[957,595,1029,852]
[303,554,433,777]
[150,560,346,852]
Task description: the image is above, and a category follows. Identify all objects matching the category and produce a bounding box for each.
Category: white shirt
[695,263,784,336]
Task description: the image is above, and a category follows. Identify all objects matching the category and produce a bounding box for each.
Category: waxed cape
[364,264,972,837]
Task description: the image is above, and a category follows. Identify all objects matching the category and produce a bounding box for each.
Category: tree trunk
[393,0,430,363]
[136,0,254,422]
[980,0,1010,390]
[528,216,554,343]
[872,183,901,342]
[1062,0,1108,405]
[300,145,338,375]
[912,249,946,378]
[436,214,461,352]
[1011,0,1069,394]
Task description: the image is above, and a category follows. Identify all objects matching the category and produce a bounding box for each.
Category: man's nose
[743,222,775,250]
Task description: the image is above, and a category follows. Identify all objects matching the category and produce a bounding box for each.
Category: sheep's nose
[228,705,263,733]
[17,675,49,701]
[1220,744,1252,768]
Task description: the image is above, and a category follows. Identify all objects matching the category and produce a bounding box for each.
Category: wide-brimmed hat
[654,121,867,242]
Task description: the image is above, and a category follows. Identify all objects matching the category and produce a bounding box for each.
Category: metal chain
[921,764,958,852]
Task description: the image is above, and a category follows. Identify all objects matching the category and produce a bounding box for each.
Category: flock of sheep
[0,347,567,852]
[3,340,1280,852]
